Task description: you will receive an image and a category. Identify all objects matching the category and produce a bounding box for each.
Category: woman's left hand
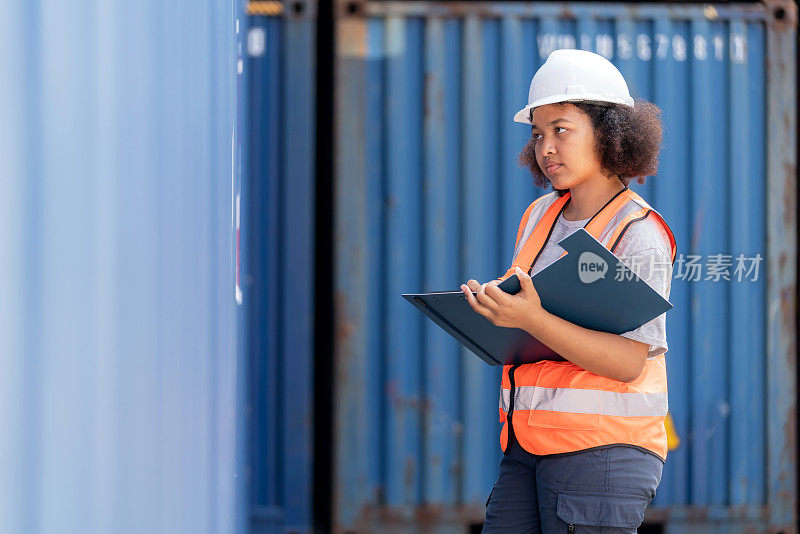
[460,266,547,331]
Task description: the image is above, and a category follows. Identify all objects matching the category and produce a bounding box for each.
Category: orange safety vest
[497,186,677,461]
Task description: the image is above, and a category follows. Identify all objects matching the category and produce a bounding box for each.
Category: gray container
[0,1,247,533]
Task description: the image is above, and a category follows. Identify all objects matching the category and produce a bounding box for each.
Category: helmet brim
[514,94,635,124]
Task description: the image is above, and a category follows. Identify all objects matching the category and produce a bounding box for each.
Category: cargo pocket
[556,490,648,530]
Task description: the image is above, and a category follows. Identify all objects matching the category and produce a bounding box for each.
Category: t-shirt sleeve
[614,219,674,358]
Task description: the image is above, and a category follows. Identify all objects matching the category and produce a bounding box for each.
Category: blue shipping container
[242,1,318,533]
[333,2,796,532]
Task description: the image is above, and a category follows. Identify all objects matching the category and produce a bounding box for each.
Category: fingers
[460,283,491,317]
[514,266,535,293]
[484,280,505,300]
[466,279,498,291]
[461,280,499,318]
[476,282,499,310]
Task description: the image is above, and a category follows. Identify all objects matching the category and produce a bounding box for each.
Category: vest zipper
[506,364,522,449]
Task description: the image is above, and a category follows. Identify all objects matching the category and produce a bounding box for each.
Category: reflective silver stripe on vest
[500,386,668,418]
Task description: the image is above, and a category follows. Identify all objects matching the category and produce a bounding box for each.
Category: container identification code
[536,32,747,64]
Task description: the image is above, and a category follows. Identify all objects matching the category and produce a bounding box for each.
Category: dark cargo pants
[482,440,663,533]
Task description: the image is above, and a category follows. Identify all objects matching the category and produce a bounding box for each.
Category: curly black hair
[517,99,664,196]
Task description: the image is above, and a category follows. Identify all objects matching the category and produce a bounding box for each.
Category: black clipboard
[403,229,673,366]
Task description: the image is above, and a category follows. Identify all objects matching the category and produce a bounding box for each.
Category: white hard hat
[513,49,634,124]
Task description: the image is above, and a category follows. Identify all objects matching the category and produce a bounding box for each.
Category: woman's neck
[563,177,626,221]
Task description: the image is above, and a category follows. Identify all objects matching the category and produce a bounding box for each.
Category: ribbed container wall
[0,2,247,533]
[334,2,796,532]
[243,2,317,533]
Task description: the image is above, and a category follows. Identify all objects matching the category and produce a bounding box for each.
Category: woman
[460,49,676,533]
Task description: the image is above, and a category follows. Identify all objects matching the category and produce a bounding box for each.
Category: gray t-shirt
[529,211,673,358]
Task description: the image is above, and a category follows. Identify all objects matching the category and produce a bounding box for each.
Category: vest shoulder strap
[616,191,677,263]
[513,191,560,257]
